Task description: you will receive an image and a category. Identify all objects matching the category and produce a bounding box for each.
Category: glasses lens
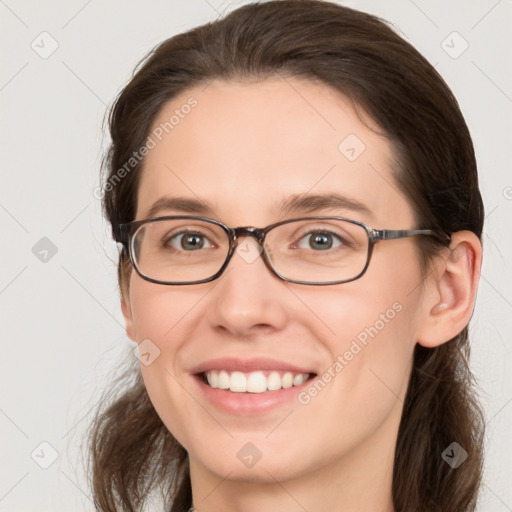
[131,217,370,284]
[132,218,230,283]
[265,218,369,284]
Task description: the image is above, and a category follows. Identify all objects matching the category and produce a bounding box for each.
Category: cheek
[128,290,195,447]
[298,273,419,358]
[297,247,423,401]
[127,281,214,445]
[291,288,417,459]
[128,277,203,343]
[304,284,415,391]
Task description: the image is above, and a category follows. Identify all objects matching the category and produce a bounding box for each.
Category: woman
[87,1,485,511]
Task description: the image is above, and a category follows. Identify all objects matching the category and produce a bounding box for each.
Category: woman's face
[122,77,431,485]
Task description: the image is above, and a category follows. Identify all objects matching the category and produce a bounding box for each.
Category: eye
[164,230,214,251]
[297,230,346,251]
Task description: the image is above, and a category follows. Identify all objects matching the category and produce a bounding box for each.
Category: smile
[203,370,312,393]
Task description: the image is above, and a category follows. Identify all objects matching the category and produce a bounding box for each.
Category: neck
[191,465,394,512]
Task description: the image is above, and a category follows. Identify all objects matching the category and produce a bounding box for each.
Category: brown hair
[86,1,485,511]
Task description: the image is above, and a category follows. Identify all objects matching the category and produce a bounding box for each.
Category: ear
[121,290,137,342]
[416,230,482,348]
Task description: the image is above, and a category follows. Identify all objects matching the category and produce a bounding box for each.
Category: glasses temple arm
[376,229,451,244]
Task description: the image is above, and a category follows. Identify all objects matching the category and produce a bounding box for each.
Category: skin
[120,77,482,512]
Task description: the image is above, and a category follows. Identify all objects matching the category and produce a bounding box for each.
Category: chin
[188,437,321,485]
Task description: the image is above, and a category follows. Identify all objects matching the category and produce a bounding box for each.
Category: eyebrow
[143,193,374,221]
[144,196,216,219]
[278,193,374,219]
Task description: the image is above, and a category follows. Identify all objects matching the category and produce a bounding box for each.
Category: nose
[206,234,289,339]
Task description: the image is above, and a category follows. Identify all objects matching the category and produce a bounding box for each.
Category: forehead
[136,77,414,227]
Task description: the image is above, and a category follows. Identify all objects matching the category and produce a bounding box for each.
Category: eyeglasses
[115,215,451,286]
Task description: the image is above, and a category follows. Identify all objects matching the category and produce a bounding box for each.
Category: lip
[190,357,316,375]
[190,357,317,415]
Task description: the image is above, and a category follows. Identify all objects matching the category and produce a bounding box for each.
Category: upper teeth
[205,370,310,393]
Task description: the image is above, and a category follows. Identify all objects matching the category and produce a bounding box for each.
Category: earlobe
[416,231,482,348]
[121,293,136,342]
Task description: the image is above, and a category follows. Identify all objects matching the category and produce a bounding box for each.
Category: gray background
[1,0,511,510]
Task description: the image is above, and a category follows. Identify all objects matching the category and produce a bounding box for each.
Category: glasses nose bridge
[231,226,266,247]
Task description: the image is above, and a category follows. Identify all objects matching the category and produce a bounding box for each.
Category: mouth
[190,357,318,414]
[199,369,316,393]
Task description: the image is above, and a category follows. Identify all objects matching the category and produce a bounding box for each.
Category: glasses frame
[115,215,451,286]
